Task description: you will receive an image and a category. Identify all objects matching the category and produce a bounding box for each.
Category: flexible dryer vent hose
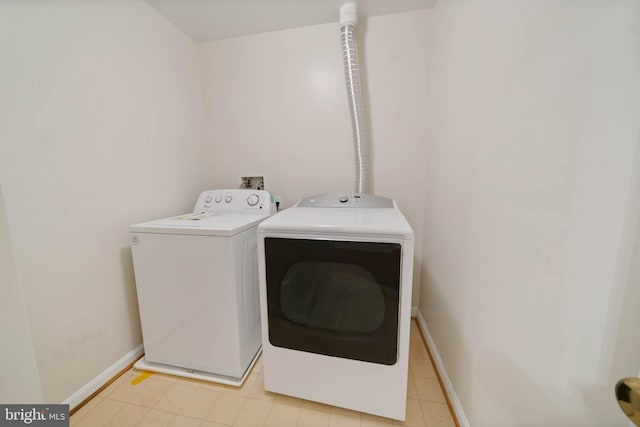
[340,3,370,194]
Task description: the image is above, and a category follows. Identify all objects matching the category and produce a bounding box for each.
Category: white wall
[0,183,44,403]
[200,10,432,304]
[420,1,640,426]
[0,0,207,402]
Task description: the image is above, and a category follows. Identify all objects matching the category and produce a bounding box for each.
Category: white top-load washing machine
[130,189,275,386]
[257,192,414,420]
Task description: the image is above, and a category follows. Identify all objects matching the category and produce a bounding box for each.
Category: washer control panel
[194,189,276,215]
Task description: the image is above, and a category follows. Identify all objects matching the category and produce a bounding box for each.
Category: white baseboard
[62,344,143,410]
[415,310,470,427]
[411,306,418,317]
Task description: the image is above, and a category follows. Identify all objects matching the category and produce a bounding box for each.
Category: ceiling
[145,0,435,42]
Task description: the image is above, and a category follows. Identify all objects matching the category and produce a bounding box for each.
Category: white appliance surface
[257,192,414,420]
[260,195,413,239]
[130,214,269,236]
[130,189,275,385]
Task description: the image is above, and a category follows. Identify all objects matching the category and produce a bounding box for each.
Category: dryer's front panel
[264,237,401,365]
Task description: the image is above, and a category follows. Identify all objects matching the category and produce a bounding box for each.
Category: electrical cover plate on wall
[240,176,264,190]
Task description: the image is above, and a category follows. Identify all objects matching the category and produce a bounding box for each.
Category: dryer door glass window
[264,237,402,365]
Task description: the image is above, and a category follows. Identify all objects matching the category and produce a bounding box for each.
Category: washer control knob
[339,195,349,203]
[215,194,222,203]
[247,194,260,207]
[224,195,232,203]
[205,195,212,203]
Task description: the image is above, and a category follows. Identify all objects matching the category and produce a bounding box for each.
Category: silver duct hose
[340,3,369,194]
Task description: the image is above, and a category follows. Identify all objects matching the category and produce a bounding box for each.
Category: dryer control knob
[339,195,349,203]
[215,195,222,203]
[205,195,212,203]
[247,194,260,207]
[224,195,232,203]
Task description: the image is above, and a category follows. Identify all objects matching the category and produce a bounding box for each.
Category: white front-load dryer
[257,193,414,420]
[130,189,275,386]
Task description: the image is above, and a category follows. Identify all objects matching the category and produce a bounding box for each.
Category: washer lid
[130,213,268,236]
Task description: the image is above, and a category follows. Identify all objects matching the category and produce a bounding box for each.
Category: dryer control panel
[194,189,276,215]
[298,193,394,209]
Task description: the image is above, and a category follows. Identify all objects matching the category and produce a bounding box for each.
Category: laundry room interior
[2,1,640,426]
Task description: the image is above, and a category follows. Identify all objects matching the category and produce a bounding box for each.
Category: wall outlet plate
[240,176,264,190]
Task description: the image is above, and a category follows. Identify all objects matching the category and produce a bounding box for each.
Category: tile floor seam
[265,401,302,427]
[208,394,245,426]
[180,388,222,419]
[233,398,272,427]
[70,319,453,427]
[106,403,151,426]
[85,399,125,427]
[157,383,199,414]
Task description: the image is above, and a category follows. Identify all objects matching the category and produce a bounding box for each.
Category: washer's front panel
[131,233,243,376]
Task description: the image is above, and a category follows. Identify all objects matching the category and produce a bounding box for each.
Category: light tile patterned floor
[71,321,456,427]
